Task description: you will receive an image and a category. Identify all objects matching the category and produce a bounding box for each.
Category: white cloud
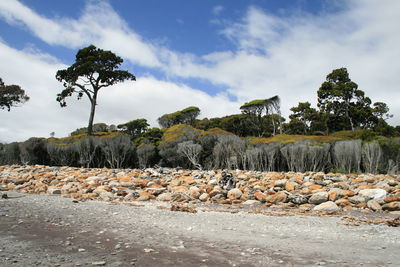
[0,0,161,68]
[1,0,400,143]
[161,1,400,123]
[212,5,224,16]
[0,42,239,142]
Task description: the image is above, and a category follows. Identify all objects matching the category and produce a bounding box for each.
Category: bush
[19,138,49,165]
[177,141,202,169]
[158,124,201,167]
[137,144,157,168]
[213,135,246,170]
[280,140,331,172]
[244,143,281,171]
[332,140,362,173]
[0,142,21,165]
[99,135,135,169]
[47,143,78,166]
[362,141,382,174]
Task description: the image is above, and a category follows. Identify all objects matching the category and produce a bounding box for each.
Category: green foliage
[218,114,255,136]
[287,102,320,135]
[158,106,200,128]
[240,96,282,136]
[158,124,202,167]
[70,123,115,136]
[248,134,343,145]
[117,118,149,140]
[135,127,163,145]
[316,68,389,133]
[51,131,123,145]
[240,96,280,114]
[330,130,377,141]
[56,45,135,135]
[160,124,201,145]
[0,77,29,111]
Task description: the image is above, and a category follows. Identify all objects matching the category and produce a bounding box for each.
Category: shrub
[280,140,331,172]
[177,141,202,169]
[99,135,135,169]
[158,124,201,167]
[362,141,382,174]
[137,144,157,168]
[213,135,246,170]
[19,138,49,165]
[332,140,362,173]
[0,142,21,165]
[47,143,78,166]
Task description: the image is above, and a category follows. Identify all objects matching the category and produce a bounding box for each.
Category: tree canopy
[158,106,200,128]
[56,45,135,135]
[317,68,391,133]
[118,118,149,140]
[240,96,282,136]
[0,78,29,111]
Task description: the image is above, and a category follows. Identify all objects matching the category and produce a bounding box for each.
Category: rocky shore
[1,165,399,214]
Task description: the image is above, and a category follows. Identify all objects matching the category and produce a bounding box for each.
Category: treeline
[193,68,398,138]
[1,125,400,174]
[2,46,400,175]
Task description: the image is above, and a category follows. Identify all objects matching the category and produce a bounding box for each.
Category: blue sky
[0,0,399,142]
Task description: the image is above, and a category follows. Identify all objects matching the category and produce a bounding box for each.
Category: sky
[0,0,399,143]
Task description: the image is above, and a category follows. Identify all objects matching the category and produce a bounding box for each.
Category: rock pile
[1,165,399,213]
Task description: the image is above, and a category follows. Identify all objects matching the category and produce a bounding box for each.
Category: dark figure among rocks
[219,170,236,190]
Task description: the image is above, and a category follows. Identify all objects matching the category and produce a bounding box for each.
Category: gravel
[0,192,399,266]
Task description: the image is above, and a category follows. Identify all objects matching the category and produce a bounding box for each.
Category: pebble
[91,261,106,266]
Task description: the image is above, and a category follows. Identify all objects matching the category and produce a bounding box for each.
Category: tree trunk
[345,106,354,131]
[271,117,276,136]
[87,93,97,135]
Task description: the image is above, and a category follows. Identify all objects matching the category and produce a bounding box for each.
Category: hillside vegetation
[1,124,400,175]
[3,48,400,175]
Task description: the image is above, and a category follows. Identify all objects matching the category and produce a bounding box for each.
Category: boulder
[199,193,210,202]
[313,201,340,212]
[349,196,366,204]
[266,191,287,204]
[384,195,400,203]
[309,192,328,204]
[157,192,173,202]
[285,181,296,191]
[47,187,61,195]
[227,188,242,200]
[358,189,387,203]
[254,192,267,202]
[242,200,260,205]
[287,194,309,205]
[367,200,382,211]
[382,202,400,211]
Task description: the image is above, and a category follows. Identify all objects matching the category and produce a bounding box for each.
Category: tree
[117,118,149,139]
[317,68,369,132]
[288,102,319,135]
[56,45,135,135]
[158,106,200,128]
[0,78,29,111]
[240,96,282,136]
[372,102,393,121]
[317,68,393,133]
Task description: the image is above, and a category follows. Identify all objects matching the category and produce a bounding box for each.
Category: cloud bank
[0,0,399,142]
